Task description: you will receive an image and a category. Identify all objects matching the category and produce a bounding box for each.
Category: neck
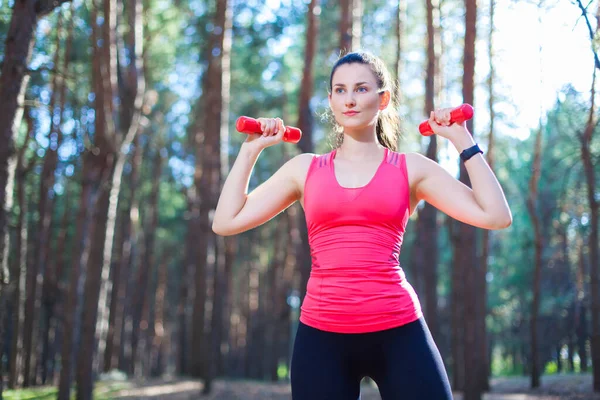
[337,134,383,161]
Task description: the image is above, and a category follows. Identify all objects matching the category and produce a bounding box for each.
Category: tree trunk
[459,0,480,398]
[477,0,496,390]
[177,194,195,375]
[0,6,72,389]
[339,0,361,53]
[75,1,118,397]
[0,3,36,392]
[57,152,97,400]
[7,113,35,389]
[190,0,231,389]
[527,123,543,388]
[581,65,599,391]
[577,243,589,372]
[96,0,145,374]
[394,0,406,105]
[39,11,72,383]
[296,0,319,306]
[414,0,439,343]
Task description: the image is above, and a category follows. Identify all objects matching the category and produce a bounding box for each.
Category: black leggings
[290,318,453,400]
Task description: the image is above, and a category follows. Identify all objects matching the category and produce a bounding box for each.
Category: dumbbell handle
[419,104,474,136]
[235,116,302,144]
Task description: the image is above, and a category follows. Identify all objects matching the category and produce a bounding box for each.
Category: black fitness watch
[459,143,483,162]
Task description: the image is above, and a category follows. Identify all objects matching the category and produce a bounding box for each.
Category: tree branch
[574,0,600,70]
[35,0,72,17]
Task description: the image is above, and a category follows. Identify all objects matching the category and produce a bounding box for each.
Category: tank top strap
[385,149,402,168]
[315,151,334,169]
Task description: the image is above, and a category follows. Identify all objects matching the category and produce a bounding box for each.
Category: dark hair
[328,51,402,151]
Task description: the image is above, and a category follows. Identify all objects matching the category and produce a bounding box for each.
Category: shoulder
[282,152,319,187]
[404,152,439,185]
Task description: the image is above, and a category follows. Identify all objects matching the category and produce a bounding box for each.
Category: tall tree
[456,0,480,398]
[95,0,146,375]
[190,0,231,388]
[580,1,600,391]
[296,0,320,303]
[527,118,543,388]
[8,111,36,389]
[478,0,496,389]
[73,0,120,396]
[339,0,362,53]
[394,0,406,104]
[0,1,71,395]
[413,0,440,342]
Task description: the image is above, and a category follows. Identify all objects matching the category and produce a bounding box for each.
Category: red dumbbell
[235,116,302,144]
[418,104,474,136]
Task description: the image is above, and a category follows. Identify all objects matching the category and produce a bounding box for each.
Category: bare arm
[408,109,512,230]
[212,118,312,236]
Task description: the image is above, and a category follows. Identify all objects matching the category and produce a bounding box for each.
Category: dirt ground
[110,374,600,400]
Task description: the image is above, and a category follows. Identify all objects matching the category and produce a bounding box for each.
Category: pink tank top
[300,147,422,333]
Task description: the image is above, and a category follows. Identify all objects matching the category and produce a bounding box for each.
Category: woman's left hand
[427,108,470,141]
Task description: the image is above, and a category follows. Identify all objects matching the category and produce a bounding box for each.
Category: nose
[344,92,356,108]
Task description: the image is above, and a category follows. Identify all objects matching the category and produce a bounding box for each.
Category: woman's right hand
[244,117,286,149]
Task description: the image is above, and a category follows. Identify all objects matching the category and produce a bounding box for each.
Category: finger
[442,109,452,125]
[265,119,274,136]
[276,118,285,136]
[258,118,266,133]
[429,112,443,132]
[434,110,448,126]
[269,119,277,135]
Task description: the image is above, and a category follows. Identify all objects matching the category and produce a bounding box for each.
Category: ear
[379,90,391,110]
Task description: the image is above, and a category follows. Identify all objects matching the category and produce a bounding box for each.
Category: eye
[356,86,368,93]
[335,88,345,94]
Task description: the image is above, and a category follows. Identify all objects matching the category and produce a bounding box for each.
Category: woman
[212,51,512,399]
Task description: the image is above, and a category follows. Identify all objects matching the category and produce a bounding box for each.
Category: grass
[3,381,132,400]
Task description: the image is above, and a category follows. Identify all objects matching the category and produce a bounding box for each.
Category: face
[329,63,390,132]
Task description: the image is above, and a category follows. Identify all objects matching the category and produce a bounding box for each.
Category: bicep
[225,155,308,235]
[412,156,492,229]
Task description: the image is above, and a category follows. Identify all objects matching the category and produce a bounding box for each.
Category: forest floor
[109,373,600,400]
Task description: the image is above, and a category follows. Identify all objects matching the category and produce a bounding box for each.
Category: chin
[339,118,375,131]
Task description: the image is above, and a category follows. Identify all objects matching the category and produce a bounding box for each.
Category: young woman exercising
[213,51,512,399]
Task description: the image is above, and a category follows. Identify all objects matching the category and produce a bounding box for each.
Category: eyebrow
[333,81,370,87]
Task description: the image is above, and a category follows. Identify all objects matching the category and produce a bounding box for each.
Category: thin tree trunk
[478,0,496,390]
[150,248,171,376]
[459,0,479,398]
[39,11,73,383]
[205,0,233,386]
[339,0,360,53]
[95,0,145,374]
[0,5,71,389]
[104,135,142,371]
[0,3,36,391]
[190,0,230,385]
[296,0,319,305]
[581,59,599,391]
[414,0,439,343]
[75,0,118,397]
[527,124,543,388]
[578,244,589,372]
[8,113,35,389]
[177,193,195,375]
[394,0,406,104]
[57,151,97,400]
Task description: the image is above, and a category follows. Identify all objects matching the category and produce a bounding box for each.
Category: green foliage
[2,381,131,400]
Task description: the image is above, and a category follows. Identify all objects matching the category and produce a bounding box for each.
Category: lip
[343,111,360,116]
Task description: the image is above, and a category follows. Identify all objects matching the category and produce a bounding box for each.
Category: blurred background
[0,0,598,399]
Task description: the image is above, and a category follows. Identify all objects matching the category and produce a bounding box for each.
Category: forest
[0,0,599,399]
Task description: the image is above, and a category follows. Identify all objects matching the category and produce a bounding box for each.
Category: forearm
[212,142,262,230]
[451,134,512,227]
